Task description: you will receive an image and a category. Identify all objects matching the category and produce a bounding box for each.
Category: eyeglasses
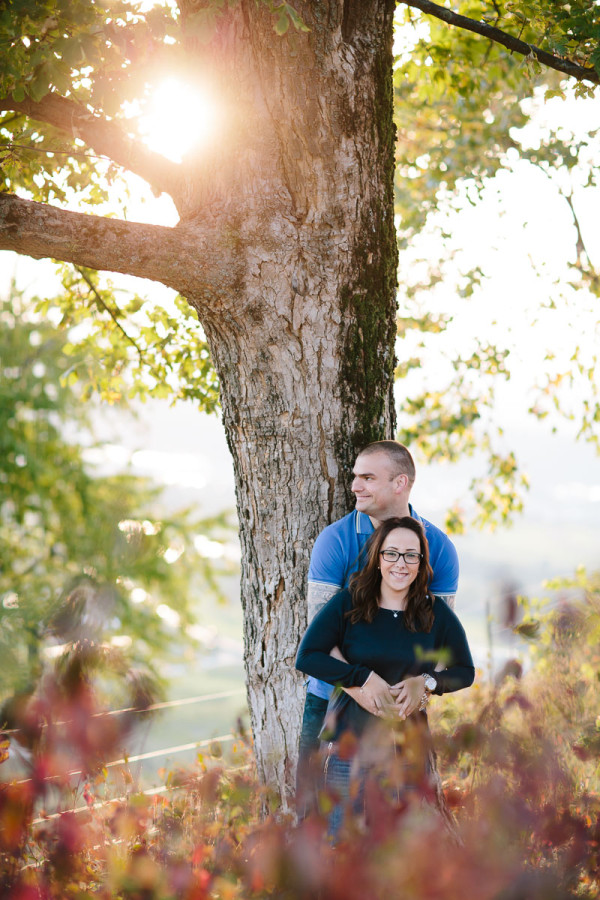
[380,550,422,565]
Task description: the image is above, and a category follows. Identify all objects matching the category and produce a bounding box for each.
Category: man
[296,440,459,812]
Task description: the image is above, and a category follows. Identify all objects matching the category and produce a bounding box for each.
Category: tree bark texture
[0,0,399,807]
[191,0,399,805]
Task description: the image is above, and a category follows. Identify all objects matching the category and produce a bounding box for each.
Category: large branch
[398,0,599,86]
[0,192,230,304]
[0,93,186,201]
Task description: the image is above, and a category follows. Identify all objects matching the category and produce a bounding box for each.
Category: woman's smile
[379,527,421,602]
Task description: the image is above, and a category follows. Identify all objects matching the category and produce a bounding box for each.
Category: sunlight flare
[139,78,221,162]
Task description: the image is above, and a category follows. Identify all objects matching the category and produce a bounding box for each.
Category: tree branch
[73,265,145,363]
[0,93,185,200]
[528,159,593,270]
[397,0,600,86]
[0,192,230,303]
[562,192,588,267]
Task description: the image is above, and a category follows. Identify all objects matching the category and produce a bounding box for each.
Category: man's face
[351,452,402,520]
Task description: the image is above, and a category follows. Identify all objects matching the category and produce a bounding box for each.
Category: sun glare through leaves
[139,78,221,163]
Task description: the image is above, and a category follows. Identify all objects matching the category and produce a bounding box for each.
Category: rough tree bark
[0,0,398,806]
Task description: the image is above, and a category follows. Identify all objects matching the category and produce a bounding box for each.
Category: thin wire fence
[17,732,237,787]
[29,734,253,826]
[3,687,249,798]
[2,687,246,735]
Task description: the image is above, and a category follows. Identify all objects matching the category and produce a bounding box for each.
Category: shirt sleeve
[428,532,460,598]
[430,602,475,695]
[306,525,346,622]
[296,592,372,688]
[308,521,353,586]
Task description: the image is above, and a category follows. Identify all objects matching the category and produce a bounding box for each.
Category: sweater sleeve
[296,591,372,688]
[431,602,475,695]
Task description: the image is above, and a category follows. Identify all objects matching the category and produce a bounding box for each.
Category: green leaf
[544,88,566,101]
[61,38,85,67]
[513,620,541,640]
[28,66,51,102]
[286,4,311,32]
[274,10,289,35]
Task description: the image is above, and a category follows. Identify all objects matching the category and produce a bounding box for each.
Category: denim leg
[296,692,329,818]
[299,693,329,756]
[324,752,365,841]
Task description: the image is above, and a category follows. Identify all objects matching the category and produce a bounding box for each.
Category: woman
[295,516,474,836]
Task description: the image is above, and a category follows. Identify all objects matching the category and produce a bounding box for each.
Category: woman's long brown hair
[347,517,434,633]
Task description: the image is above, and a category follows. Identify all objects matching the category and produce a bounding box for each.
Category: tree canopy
[390,0,599,527]
[2,0,598,531]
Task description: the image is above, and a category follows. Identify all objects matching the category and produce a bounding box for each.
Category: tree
[0,0,598,805]
[398,0,599,88]
[1,0,399,805]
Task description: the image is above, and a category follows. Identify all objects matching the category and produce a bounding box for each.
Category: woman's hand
[351,672,396,717]
[390,676,427,720]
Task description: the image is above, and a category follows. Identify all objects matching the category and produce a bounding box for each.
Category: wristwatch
[423,674,437,693]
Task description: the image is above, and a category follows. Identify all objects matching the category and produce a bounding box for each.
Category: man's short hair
[357,440,416,485]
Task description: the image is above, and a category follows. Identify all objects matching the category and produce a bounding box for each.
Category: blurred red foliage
[1,575,600,898]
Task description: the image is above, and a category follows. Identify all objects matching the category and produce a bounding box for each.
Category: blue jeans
[323,751,366,841]
[323,744,430,841]
[296,692,329,818]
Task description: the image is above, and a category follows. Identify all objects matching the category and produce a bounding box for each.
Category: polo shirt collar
[355,511,373,534]
[355,504,420,534]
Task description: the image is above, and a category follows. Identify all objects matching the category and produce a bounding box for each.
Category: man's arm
[307,581,348,666]
[430,593,456,671]
[307,581,340,623]
[433,592,456,611]
[427,523,459,607]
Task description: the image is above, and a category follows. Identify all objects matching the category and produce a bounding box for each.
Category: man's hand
[333,647,397,717]
[390,676,427,720]
[345,672,396,717]
[332,647,380,712]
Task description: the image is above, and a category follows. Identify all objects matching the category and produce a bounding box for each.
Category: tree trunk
[189,0,399,806]
[0,0,399,809]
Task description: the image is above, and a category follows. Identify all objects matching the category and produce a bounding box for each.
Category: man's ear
[394,473,409,492]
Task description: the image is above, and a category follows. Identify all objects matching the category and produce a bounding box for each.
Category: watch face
[424,675,437,692]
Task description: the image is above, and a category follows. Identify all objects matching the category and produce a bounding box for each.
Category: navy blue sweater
[296,589,475,739]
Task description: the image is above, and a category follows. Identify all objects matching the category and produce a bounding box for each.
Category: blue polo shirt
[306,506,459,700]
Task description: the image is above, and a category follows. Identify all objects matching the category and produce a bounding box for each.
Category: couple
[295,440,474,834]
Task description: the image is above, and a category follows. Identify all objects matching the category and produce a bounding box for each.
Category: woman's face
[379,527,421,596]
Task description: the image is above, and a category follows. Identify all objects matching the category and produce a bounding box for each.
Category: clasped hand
[345,673,425,720]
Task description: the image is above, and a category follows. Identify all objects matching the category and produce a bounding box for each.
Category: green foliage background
[0,283,234,701]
